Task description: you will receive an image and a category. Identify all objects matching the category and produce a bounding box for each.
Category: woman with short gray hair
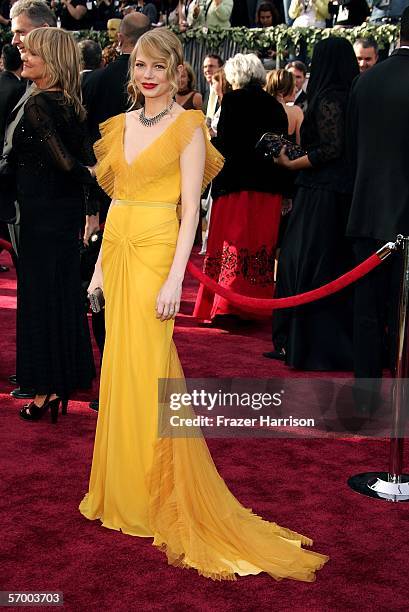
[224,52,267,90]
[193,52,289,321]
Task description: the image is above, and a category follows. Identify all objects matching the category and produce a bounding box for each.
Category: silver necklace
[139,100,175,127]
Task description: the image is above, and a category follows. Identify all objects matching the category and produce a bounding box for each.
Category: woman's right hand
[88,266,103,296]
[274,146,292,169]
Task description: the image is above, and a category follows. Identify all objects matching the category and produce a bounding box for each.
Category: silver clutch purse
[88,287,105,313]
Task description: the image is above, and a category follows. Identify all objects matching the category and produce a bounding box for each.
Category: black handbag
[0,155,18,225]
[255,133,306,161]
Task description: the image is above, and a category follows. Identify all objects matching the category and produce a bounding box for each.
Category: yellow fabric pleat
[79,110,329,581]
[93,110,224,203]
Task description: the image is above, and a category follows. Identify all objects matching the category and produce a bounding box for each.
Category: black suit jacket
[294,89,307,113]
[81,68,105,143]
[212,84,288,198]
[346,48,409,241]
[0,71,26,145]
[81,54,131,143]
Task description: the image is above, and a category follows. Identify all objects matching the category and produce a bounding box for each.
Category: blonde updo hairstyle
[23,27,85,120]
[128,29,184,105]
[265,69,295,99]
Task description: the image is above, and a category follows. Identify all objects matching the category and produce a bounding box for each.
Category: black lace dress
[272,91,354,371]
[12,91,96,397]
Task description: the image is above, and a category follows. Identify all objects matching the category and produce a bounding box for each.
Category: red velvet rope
[187,253,383,313]
[0,236,385,313]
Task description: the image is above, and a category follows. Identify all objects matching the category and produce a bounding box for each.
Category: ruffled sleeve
[93,114,124,198]
[176,110,224,194]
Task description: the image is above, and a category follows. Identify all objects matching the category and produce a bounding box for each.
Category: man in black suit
[346,8,409,384]
[202,53,224,118]
[0,45,25,146]
[79,39,104,143]
[285,61,307,112]
[0,45,24,273]
[84,11,150,142]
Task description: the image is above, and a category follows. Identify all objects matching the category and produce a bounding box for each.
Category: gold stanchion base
[348,472,409,502]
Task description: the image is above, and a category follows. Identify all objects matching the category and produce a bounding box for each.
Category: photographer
[51,0,89,30]
[328,0,370,26]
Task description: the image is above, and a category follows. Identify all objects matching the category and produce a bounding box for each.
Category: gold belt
[113,199,177,210]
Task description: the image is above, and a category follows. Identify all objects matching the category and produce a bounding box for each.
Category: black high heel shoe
[20,394,51,422]
[19,396,67,424]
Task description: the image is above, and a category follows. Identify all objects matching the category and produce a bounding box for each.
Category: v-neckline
[121,110,193,167]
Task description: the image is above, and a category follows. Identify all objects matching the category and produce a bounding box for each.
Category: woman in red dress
[193,53,288,321]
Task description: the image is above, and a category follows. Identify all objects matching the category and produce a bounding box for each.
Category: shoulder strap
[204,0,213,18]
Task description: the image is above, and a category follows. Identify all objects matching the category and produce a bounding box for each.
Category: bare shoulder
[286,104,303,121]
[193,92,203,108]
[169,101,187,119]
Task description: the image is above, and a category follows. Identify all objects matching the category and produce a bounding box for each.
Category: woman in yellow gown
[79,29,328,581]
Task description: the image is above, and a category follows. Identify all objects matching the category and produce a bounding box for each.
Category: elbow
[181,204,200,225]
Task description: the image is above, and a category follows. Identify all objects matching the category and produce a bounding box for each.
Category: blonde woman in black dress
[13,28,96,422]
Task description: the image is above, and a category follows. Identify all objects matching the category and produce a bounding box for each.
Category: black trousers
[352,238,401,378]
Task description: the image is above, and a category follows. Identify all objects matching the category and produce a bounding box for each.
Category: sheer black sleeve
[79,126,99,216]
[307,95,346,168]
[25,94,99,215]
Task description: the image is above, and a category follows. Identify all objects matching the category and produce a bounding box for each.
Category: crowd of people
[0,0,333,582]
[1,0,409,586]
[0,0,408,409]
[1,0,409,33]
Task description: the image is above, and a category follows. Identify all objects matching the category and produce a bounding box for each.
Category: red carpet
[1,249,408,611]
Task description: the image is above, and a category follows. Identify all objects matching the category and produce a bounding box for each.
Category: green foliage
[0,23,399,56]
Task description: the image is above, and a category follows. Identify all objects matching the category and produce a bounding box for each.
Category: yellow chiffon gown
[79,110,329,581]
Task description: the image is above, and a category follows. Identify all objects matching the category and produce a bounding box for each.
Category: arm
[192,92,203,110]
[188,0,204,25]
[62,0,87,20]
[277,95,345,171]
[83,211,100,246]
[289,0,302,19]
[87,199,116,295]
[315,0,330,20]
[294,106,304,145]
[212,0,233,21]
[87,238,104,295]
[25,94,100,238]
[25,94,95,181]
[156,126,206,321]
[307,95,345,166]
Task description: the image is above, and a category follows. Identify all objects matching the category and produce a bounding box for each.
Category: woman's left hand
[274,146,292,168]
[156,277,183,321]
